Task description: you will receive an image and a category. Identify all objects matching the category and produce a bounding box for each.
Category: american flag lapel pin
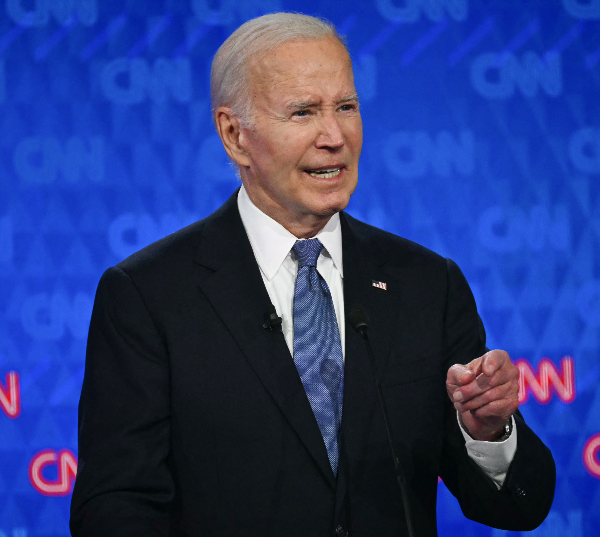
[372,280,387,291]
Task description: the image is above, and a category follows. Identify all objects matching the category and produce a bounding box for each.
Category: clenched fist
[446,350,520,441]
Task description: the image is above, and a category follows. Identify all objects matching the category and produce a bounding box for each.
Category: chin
[310,194,352,217]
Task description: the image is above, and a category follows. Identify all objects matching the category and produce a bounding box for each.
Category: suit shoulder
[115,190,241,279]
[114,217,207,279]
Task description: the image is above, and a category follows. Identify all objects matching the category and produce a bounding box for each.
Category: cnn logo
[0,372,20,418]
[29,450,77,496]
[584,434,600,479]
[516,357,575,404]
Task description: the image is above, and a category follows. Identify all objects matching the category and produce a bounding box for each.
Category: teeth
[307,168,341,178]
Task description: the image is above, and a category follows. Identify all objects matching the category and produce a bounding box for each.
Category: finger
[447,352,512,403]
[451,373,494,403]
[446,363,477,388]
[448,356,485,402]
[453,382,516,412]
[481,349,509,377]
[467,356,484,376]
[455,374,511,404]
[456,358,518,403]
[462,396,519,421]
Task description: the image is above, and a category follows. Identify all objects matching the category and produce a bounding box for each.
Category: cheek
[257,135,293,165]
[346,123,363,149]
[254,136,278,160]
[276,127,317,159]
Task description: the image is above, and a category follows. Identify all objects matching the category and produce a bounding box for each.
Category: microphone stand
[350,305,416,537]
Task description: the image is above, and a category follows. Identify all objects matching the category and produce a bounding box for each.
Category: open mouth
[305,167,342,179]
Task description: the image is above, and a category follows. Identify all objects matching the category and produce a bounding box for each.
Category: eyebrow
[285,100,317,110]
[338,92,359,104]
[285,93,359,110]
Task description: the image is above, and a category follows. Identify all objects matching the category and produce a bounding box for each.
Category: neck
[280,215,331,239]
[242,186,334,239]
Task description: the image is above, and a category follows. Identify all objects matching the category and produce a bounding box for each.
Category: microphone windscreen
[349,304,369,332]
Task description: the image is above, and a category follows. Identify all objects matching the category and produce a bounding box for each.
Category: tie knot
[292,238,323,268]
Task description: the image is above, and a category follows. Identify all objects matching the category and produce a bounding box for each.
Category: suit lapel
[194,192,336,487]
[341,213,399,379]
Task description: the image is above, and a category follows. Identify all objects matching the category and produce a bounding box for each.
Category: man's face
[236,36,363,234]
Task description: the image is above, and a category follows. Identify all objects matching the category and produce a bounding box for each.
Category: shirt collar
[237,186,344,280]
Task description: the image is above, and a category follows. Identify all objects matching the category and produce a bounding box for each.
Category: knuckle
[481,389,501,408]
[447,365,461,380]
[486,390,497,402]
[462,385,478,399]
[486,375,500,388]
[496,349,510,360]
[459,399,474,411]
[488,400,504,414]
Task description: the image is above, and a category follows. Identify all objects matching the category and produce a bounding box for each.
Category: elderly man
[70,13,555,537]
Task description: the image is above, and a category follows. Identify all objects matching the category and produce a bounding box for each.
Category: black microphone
[349,304,416,537]
[348,304,369,335]
[263,304,282,332]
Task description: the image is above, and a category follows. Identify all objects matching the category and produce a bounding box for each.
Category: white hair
[210,12,347,127]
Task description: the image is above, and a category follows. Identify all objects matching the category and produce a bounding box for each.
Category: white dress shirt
[237,186,345,356]
[237,185,516,488]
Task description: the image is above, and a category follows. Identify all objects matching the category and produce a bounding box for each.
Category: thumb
[467,356,484,376]
[447,363,476,386]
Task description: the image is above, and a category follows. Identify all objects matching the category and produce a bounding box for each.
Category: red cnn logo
[583,434,600,479]
[0,371,20,418]
[29,449,78,496]
[515,357,575,404]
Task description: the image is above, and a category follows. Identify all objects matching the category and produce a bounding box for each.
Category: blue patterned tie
[292,239,344,475]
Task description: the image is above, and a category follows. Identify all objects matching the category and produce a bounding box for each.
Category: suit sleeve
[70,267,173,536]
[438,258,556,531]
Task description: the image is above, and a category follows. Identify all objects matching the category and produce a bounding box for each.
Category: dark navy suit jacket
[70,191,555,536]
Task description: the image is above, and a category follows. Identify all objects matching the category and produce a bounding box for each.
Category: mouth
[304,166,344,179]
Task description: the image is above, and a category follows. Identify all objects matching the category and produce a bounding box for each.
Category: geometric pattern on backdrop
[0,0,599,535]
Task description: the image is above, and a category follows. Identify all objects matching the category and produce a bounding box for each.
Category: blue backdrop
[1,0,599,535]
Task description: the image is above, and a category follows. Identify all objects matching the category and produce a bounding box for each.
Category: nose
[315,111,345,150]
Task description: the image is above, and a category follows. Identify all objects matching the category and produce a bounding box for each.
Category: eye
[293,109,310,117]
[339,103,356,112]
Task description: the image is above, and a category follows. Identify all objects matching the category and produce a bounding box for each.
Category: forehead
[249,37,354,103]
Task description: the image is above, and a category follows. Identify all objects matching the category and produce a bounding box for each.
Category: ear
[215,107,251,168]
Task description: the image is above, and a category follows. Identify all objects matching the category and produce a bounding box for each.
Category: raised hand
[446,350,519,441]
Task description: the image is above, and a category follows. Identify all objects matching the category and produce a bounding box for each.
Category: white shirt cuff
[458,413,517,489]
